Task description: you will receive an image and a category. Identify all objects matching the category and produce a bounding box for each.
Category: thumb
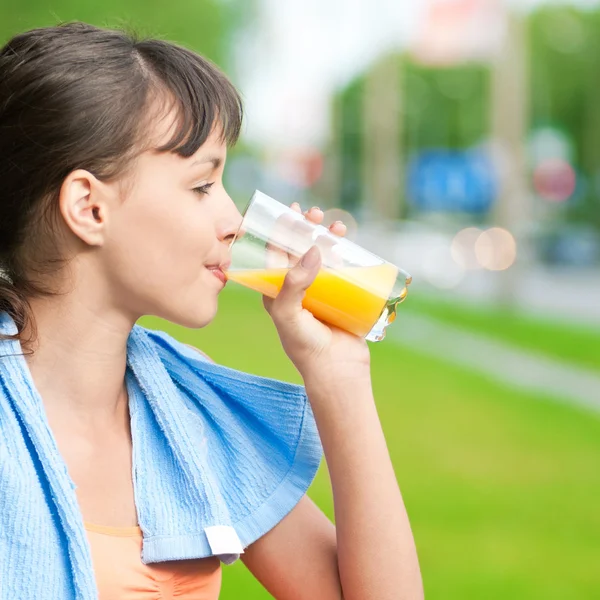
[274,246,321,311]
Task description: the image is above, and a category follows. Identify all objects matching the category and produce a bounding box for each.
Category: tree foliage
[333,4,600,229]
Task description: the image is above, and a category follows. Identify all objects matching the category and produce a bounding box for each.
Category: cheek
[111,200,216,291]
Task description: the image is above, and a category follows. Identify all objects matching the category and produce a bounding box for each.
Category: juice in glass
[226,262,404,338]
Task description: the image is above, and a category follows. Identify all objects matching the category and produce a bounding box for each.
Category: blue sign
[407,149,497,214]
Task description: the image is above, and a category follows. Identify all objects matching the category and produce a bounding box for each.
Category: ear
[58,169,112,247]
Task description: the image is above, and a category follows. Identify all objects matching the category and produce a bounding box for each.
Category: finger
[328,221,347,237]
[263,295,274,315]
[304,206,324,225]
[285,214,316,268]
[270,246,321,323]
[265,212,299,269]
[314,231,344,269]
[291,202,302,213]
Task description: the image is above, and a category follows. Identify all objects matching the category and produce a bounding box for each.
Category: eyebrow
[190,156,222,170]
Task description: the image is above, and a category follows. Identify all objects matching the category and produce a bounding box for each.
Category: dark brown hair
[0,22,243,349]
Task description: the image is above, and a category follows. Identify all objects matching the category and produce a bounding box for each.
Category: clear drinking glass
[225,191,412,342]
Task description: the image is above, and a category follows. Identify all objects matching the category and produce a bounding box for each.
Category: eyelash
[193,182,215,196]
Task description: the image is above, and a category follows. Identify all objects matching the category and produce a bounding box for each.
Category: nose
[216,193,244,246]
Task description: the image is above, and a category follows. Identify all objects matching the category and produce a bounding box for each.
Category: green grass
[140,286,600,600]
[405,293,600,373]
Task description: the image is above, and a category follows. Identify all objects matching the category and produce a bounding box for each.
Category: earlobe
[59,169,107,247]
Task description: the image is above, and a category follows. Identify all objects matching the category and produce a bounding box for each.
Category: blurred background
[2,0,600,597]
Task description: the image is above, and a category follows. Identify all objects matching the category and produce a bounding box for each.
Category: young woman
[0,22,423,600]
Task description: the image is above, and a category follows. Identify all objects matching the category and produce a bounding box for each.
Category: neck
[22,295,135,423]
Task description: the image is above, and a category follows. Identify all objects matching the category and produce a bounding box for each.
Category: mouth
[207,267,227,285]
[205,257,231,287]
[206,265,227,286]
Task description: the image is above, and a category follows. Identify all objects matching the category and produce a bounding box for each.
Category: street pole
[362,54,404,222]
[490,10,531,306]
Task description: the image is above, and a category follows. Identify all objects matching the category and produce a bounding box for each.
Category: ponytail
[0,269,37,351]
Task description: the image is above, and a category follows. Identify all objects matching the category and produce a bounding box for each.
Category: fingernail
[310,206,322,212]
[301,246,320,268]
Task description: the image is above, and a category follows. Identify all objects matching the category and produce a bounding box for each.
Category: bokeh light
[451,227,484,270]
[533,158,577,203]
[474,227,517,271]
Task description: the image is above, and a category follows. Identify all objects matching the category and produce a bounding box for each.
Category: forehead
[143,99,227,163]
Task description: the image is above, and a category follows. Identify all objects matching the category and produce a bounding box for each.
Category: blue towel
[0,312,323,599]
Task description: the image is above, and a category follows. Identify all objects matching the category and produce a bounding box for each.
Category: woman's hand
[263,204,371,384]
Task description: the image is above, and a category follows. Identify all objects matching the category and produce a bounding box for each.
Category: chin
[169,301,219,330]
[147,281,220,329]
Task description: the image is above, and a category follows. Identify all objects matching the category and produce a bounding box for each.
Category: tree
[0,0,244,67]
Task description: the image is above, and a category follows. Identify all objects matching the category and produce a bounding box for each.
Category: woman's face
[99,124,243,328]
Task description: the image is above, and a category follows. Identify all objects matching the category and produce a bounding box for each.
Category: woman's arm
[254,232,423,599]
[233,206,421,598]
[241,495,341,599]
[304,373,423,600]
[241,373,423,600]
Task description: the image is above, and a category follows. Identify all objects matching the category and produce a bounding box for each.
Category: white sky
[234,0,600,149]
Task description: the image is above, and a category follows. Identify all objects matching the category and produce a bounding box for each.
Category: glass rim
[228,191,260,251]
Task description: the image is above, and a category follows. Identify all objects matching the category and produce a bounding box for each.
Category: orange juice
[226,263,400,337]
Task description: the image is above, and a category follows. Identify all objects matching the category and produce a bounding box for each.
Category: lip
[207,267,227,285]
[206,259,231,271]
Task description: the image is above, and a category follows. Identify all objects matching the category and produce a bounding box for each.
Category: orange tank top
[85,523,222,600]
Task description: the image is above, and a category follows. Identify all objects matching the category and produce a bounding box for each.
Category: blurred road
[355,223,600,327]
[433,266,600,326]
[356,223,600,414]
[393,312,600,414]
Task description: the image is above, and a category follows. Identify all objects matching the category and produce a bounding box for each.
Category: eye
[193,182,215,196]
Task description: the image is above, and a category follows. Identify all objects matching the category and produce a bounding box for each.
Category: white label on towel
[205,525,245,556]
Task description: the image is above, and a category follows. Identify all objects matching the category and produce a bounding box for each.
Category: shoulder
[183,343,215,364]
